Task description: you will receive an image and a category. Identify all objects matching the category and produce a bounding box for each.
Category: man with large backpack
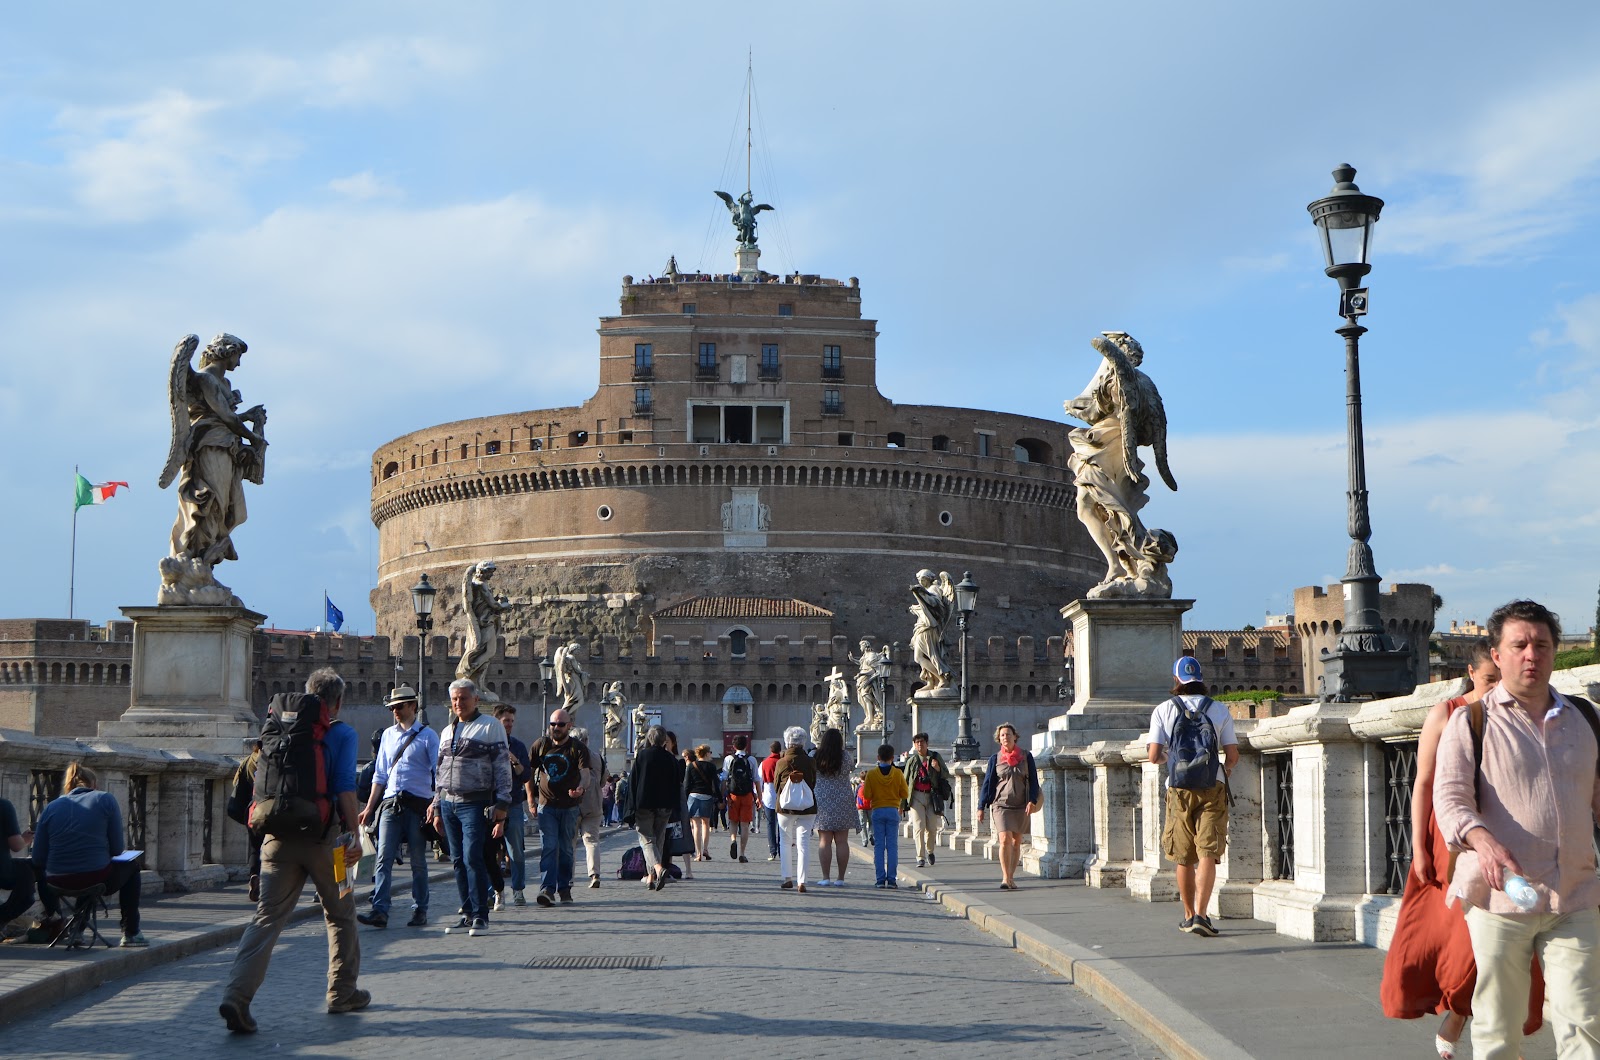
[722,734,760,862]
[220,668,366,1034]
[901,732,952,868]
[1147,655,1238,938]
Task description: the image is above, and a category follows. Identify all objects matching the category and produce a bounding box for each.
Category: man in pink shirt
[1434,599,1600,1059]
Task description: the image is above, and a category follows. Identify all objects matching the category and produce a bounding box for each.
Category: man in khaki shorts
[1147,655,1237,938]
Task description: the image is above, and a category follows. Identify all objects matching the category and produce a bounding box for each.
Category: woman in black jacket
[629,727,681,891]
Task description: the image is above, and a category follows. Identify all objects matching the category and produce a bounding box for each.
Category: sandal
[1434,1036,1453,1060]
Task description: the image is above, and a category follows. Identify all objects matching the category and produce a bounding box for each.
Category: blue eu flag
[324,594,344,632]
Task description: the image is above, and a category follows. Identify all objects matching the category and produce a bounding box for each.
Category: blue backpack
[1165,697,1220,790]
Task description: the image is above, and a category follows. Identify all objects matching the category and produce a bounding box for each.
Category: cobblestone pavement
[3,832,1162,1059]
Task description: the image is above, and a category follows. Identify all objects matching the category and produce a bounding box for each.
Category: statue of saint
[809,701,829,749]
[1063,332,1180,599]
[158,333,267,606]
[824,667,852,735]
[553,640,589,712]
[714,190,774,247]
[455,561,513,698]
[850,640,891,729]
[909,570,955,695]
[601,681,626,748]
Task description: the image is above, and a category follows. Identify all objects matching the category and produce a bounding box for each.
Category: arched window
[383,461,399,479]
[931,434,950,452]
[1014,438,1052,464]
[886,431,906,448]
[728,629,750,656]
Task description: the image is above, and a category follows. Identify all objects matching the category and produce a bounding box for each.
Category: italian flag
[75,473,129,510]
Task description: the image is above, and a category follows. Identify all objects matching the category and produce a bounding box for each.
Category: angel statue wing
[714,190,736,210]
[752,202,774,214]
[158,334,199,490]
[1135,372,1179,493]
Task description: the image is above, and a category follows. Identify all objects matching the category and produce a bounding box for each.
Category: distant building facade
[1293,583,1438,697]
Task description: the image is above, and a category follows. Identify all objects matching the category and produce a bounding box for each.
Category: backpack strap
[1562,694,1600,777]
[1465,699,1485,807]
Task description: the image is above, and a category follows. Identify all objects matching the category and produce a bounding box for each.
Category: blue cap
[1174,656,1203,683]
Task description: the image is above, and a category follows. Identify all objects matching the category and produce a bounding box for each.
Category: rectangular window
[460,444,469,459]
[697,342,718,379]
[975,432,992,457]
[690,403,788,444]
[634,388,653,415]
[484,440,501,455]
[822,345,842,379]
[778,303,793,317]
[682,303,696,314]
[760,343,780,378]
[822,389,842,415]
[837,432,854,446]
[634,343,653,379]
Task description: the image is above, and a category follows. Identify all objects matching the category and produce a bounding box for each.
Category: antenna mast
[745,49,752,196]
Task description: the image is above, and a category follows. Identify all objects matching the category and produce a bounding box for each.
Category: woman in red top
[1380,639,1543,1059]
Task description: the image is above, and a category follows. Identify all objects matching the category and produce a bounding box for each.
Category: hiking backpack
[726,752,755,797]
[1165,696,1220,790]
[249,692,335,840]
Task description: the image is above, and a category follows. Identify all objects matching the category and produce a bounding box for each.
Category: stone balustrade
[0,728,245,903]
[1016,664,1600,947]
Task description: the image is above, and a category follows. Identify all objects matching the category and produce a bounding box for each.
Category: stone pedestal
[735,244,760,281]
[1126,758,1179,902]
[910,694,960,758]
[99,605,265,755]
[1061,598,1194,715]
[854,727,886,767]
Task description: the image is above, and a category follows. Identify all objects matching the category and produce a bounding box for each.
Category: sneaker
[928,852,936,865]
[558,890,573,904]
[512,889,527,906]
[491,890,504,912]
[875,881,887,889]
[887,881,899,889]
[248,875,260,902]
[536,890,554,907]
[445,916,472,934]
[327,988,372,1014]
[835,879,847,887]
[1190,915,1219,938]
[356,911,388,928]
[916,857,926,868]
[589,875,600,889]
[467,919,488,937]
[120,931,149,948]
[406,909,428,927]
[738,855,747,863]
[768,854,778,862]
[730,839,738,859]
[1179,915,1196,933]
[219,998,257,1034]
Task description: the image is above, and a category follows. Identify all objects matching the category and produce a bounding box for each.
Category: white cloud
[1383,69,1600,264]
[221,36,478,109]
[328,171,403,202]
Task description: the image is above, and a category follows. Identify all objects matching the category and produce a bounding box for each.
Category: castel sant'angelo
[364,194,1098,742]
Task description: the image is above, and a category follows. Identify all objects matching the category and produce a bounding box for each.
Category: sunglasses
[549,721,569,728]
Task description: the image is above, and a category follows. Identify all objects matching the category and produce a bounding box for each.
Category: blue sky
[4,2,1600,638]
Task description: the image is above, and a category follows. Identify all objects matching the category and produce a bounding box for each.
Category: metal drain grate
[523,955,663,971]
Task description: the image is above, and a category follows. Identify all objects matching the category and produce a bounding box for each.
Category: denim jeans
[537,803,580,895]
[439,798,491,921]
[871,807,901,884]
[504,801,528,891]
[766,807,781,856]
[371,800,429,916]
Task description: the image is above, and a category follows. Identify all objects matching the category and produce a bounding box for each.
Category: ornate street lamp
[410,573,436,724]
[539,655,555,714]
[1307,165,1415,702]
[1057,651,1076,705]
[952,572,980,761]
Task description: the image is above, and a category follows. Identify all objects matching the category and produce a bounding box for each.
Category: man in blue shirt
[220,668,366,1034]
[357,685,440,928]
[32,762,145,946]
[493,703,536,906]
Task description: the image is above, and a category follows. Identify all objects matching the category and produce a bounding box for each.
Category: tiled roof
[653,596,833,619]
[1183,630,1294,650]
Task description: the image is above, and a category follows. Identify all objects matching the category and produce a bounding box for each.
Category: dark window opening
[837,432,854,446]
[725,405,754,444]
[729,630,748,655]
[931,435,950,452]
[618,430,633,443]
[697,342,718,379]
[485,441,501,455]
[682,303,696,314]
[634,343,653,379]
[383,461,399,479]
[886,432,906,448]
[634,388,653,415]
[822,389,842,415]
[460,444,469,459]
[822,345,843,379]
[976,433,992,457]
[760,344,780,379]
[431,449,439,464]
[777,304,793,317]
[1014,437,1052,463]
[567,430,589,447]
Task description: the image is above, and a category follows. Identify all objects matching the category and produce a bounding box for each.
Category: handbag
[666,812,695,856]
[778,777,814,812]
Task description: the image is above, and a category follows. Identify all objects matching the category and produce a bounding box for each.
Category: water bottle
[1503,873,1539,913]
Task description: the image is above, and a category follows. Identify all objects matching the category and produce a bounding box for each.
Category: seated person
[34,762,147,947]
[0,795,36,931]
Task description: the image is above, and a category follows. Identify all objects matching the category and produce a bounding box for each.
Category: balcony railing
[758,365,781,381]
[695,364,719,380]
[821,366,844,380]
[821,400,843,416]
[632,366,654,381]
[633,401,654,416]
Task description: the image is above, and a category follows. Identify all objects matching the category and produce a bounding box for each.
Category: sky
[4,2,1600,640]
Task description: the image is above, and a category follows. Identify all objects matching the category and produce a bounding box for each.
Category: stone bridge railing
[959,665,1600,948]
[0,729,246,900]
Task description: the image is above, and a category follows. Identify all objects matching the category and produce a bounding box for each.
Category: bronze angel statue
[1062,332,1179,599]
[714,189,773,246]
[157,333,267,606]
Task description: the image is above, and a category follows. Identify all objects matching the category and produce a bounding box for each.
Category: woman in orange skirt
[1380,639,1543,1058]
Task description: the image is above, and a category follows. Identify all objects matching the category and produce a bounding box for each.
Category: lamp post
[952,572,980,761]
[1057,650,1076,706]
[1307,165,1415,702]
[539,655,555,715]
[409,573,436,724]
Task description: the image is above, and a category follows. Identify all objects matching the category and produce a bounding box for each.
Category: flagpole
[69,464,79,620]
